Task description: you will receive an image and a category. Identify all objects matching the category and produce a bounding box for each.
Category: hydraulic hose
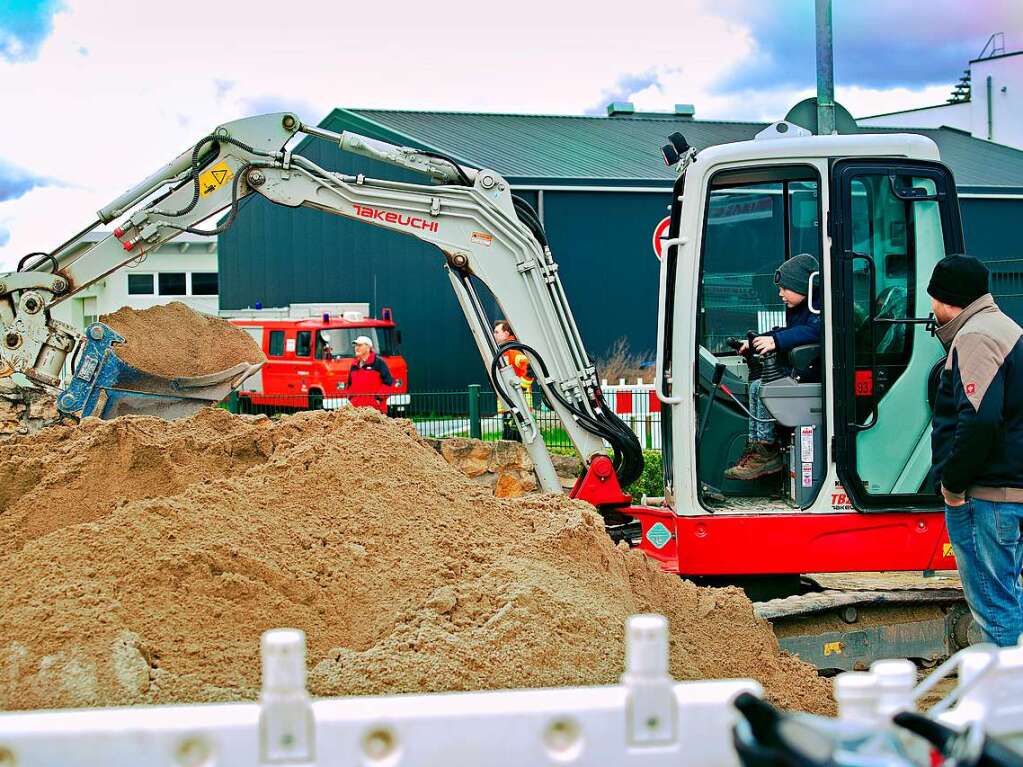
[417,149,474,186]
[156,134,278,219]
[512,196,548,249]
[492,341,644,487]
[159,160,274,237]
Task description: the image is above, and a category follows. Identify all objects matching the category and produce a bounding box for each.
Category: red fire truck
[226,303,409,414]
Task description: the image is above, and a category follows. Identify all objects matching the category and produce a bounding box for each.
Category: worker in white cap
[346,335,396,414]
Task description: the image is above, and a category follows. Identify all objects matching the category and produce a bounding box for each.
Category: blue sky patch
[0,159,60,202]
[709,0,1019,94]
[0,0,65,62]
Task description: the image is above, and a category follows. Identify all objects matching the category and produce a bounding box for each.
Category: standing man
[929,254,1023,647]
[346,335,396,414]
[492,320,533,441]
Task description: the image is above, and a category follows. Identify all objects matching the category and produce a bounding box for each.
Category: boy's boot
[724,441,783,481]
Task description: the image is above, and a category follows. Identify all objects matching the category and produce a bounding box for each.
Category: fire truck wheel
[308,391,324,410]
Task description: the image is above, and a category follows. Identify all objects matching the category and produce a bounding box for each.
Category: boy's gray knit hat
[774,253,819,294]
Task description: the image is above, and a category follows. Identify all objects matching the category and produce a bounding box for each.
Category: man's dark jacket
[932,293,1023,501]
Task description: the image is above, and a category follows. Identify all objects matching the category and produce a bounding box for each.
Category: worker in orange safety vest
[492,320,534,441]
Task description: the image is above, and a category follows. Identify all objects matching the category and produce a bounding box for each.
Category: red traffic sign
[652,216,672,260]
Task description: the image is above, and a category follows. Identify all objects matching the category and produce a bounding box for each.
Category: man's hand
[941,485,967,507]
[738,340,750,354]
[752,335,777,354]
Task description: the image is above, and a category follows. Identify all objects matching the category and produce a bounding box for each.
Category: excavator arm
[0,112,643,498]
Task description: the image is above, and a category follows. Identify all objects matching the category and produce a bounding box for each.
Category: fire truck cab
[225,303,409,414]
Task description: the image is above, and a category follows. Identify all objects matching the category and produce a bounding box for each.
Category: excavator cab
[654,125,965,575]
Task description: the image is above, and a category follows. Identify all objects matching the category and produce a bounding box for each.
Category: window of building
[268,330,285,357]
[158,272,187,296]
[191,272,218,296]
[127,273,155,295]
[295,331,312,358]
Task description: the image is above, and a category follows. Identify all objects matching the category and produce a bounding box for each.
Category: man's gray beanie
[774,253,819,294]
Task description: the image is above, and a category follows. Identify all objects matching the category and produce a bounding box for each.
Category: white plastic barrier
[601,379,661,450]
[0,615,759,767]
[835,639,1023,753]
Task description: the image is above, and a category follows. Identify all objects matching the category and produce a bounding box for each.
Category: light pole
[815,0,836,135]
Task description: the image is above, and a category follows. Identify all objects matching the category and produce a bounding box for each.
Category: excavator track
[753,572,974,672]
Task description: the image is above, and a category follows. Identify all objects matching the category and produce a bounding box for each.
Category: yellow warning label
[943,543,955,559]
[471,231,493,247]
[823,641,844,656]
[198,161,233,197]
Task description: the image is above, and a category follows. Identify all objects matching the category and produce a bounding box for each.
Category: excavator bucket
[56,323,263,420]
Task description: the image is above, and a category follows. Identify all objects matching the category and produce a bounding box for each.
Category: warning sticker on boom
[198,161,233,197]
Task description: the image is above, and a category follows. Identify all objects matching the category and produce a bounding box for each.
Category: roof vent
[606,102,636,117]
[674,104,695,118]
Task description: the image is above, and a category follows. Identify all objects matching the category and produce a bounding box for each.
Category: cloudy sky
[0,0,1020,267]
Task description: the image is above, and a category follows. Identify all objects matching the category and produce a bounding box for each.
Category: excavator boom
[0,113,642,497]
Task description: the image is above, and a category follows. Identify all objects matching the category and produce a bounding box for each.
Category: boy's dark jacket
[766,303,823,381]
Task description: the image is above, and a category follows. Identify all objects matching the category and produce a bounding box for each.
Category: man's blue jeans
[945,497,1023,647]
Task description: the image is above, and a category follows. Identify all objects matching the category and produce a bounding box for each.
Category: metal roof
[320,108,1023,190]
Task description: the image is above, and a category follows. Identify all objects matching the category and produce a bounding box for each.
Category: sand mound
[100,302,265,377]
[0,409,832,713]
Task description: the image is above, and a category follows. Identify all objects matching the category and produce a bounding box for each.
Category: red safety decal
[855,370,874,397]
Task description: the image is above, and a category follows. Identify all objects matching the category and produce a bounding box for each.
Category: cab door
[830,160,964,511]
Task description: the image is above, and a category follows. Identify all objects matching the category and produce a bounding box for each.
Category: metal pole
[815,0,836,135]
[468,384,482,439]
[987,75,994,141]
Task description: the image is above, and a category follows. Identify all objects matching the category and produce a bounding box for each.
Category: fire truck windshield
[315,328,395,359]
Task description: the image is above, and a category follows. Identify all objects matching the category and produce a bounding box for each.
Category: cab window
[698,170,821,353]
[268,330,285,357]
[848,175,916,422]
[295,331,312,358]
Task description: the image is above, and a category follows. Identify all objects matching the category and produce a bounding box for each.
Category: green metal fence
[226,385,578,450]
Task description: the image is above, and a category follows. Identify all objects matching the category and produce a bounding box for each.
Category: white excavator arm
[1,113,643,496]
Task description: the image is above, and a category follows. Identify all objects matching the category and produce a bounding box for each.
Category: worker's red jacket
[346,351,395,413]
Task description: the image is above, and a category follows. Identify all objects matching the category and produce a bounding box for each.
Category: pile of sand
[100,302,265,377]
[0,408,833,713]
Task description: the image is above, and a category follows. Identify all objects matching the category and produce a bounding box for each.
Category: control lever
[697,362,726,442]
[726,331,764,381]
[761,352,787,384]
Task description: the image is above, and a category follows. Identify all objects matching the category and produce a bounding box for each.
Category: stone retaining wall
[423,437,582,498]
[0,381,60,439]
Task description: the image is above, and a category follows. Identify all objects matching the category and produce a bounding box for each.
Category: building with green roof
[218,105,1023,391]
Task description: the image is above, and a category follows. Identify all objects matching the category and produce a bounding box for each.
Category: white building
[859,38,1023,151]
[50,231,218,331]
